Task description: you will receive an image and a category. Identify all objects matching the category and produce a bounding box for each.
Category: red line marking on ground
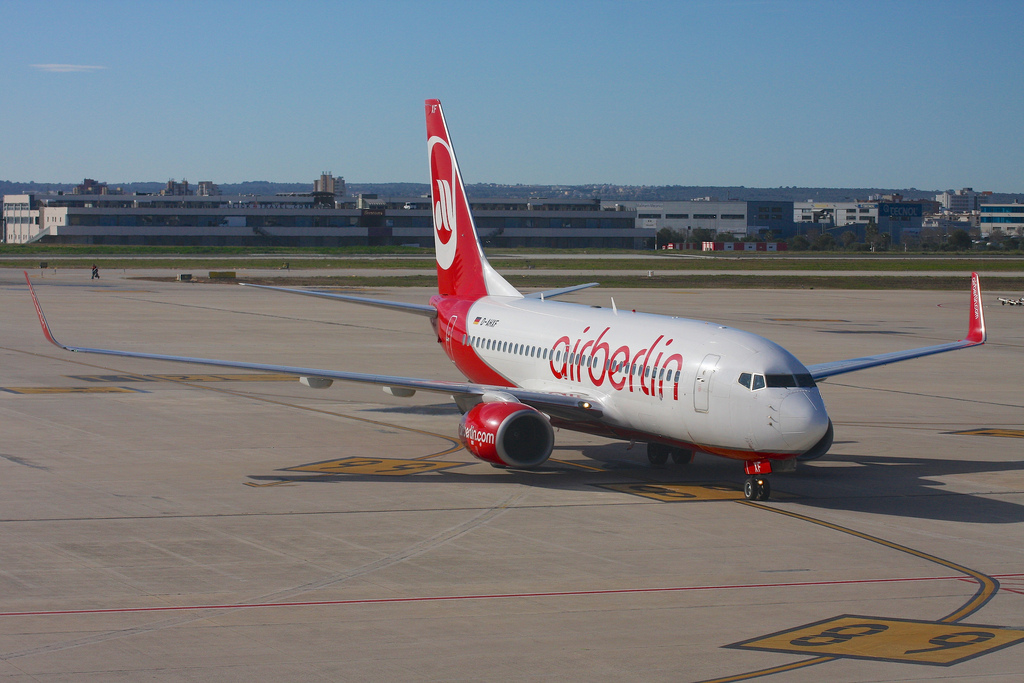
[4,574,1023,618]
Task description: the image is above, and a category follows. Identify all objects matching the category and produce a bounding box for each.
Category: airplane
[25,99,987,501]
[998,296,1022,306]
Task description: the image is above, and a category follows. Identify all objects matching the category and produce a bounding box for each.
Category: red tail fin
[425,99,519,300]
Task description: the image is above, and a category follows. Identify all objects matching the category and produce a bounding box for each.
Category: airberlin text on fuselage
[549,326,684,400]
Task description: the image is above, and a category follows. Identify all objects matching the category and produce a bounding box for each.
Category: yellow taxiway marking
[728,614,1024,667]
[597,482,793,502]
[66,373,298,383]
[285,457,463,476]
[949,428,1024,439]
[0,386,146,395]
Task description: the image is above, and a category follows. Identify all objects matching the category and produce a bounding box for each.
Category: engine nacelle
[459,402,554,469]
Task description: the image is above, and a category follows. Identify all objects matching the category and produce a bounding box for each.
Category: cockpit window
[766,373,817,388]
[795,373,816,387]
[739,372,817,390]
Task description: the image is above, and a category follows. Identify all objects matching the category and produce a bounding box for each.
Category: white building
[936,188,990,212]
[2,195,40,243]
[603,200,749,237]
[979,203,1024,236]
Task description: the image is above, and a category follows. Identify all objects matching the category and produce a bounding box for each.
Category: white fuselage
[455,296,830,460]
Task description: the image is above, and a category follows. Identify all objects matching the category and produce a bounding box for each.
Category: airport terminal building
[601,200,797,239]
[3,192,651,249]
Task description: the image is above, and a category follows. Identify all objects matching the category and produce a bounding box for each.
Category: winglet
[965,272,986,344]
[24,271,66,349]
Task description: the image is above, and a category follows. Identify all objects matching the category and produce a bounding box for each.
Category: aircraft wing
[806,272,986,380]
[25,273,602,422]
[238,282,437,318]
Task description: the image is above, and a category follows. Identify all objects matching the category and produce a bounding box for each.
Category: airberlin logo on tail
[428,135,458,271]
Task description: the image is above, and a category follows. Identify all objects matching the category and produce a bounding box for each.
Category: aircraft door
[693,354,720,413]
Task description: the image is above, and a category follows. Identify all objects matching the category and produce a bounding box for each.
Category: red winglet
[24,271,63,349]
[965,272,986,344]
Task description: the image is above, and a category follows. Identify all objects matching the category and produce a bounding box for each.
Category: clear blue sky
[2,0,1022,191]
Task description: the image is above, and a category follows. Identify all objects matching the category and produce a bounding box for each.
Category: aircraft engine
[459,401,554,469]
[797,419,834,461]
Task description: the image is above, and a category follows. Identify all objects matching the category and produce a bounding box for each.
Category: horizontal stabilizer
[525,283,600,300]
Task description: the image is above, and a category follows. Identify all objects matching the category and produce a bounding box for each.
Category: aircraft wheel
[670,448,694,465]
[647,443,669,467]
[744,477,771,501]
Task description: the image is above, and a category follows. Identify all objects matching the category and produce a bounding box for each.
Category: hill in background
[2,180,1021,204]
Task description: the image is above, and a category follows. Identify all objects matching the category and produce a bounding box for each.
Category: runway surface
[1,269,1022,681]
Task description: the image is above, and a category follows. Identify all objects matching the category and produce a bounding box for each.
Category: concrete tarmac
[1,269,1023,682]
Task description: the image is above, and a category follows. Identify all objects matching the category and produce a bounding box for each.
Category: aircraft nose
[778,391,830,450]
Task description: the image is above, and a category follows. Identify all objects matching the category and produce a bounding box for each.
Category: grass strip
[134,274,1023,290]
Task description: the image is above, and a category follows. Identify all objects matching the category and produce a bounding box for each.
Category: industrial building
[793,200,930,244]
[6,174,1005,248]
[3,183,649,248]
[603,199,797,239]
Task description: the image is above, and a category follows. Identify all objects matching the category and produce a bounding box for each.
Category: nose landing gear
[743,460,773,501]
[743,476,771,501]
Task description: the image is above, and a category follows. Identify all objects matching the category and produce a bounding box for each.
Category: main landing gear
[743,460,773,501]
[647,442,694,468]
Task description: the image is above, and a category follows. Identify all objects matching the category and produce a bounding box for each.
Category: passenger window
[674,371,680,383]
[738,372,752,389]
[752,374,765,390]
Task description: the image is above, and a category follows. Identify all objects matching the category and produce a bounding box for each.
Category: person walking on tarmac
[91,264,99,279]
